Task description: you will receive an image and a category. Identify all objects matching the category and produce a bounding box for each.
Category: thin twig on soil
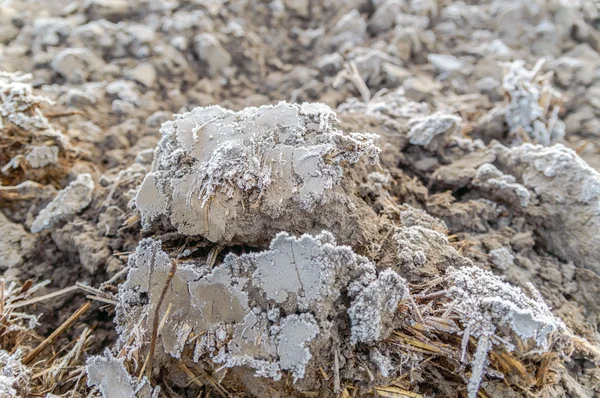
[22,300,92,365]
[157,303,173,334]
[179,363,206,389]
[0,279,4,313]
[45,110,84,118]
[103,170,124,207]
[9,285,78,309]
[333,61,371,103]
[334,344,341,393]
[179,363,230,398]
[207,245,224,268]
[76,282,115,299]
[101,265,131,289]
[85,295,118,306]
[145,259,177,379]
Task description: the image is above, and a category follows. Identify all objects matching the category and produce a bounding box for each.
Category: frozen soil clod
[446,266,565,398]
[136,101,381,244]
[475,60,565,146]
[407,112,462,150]
[500,60,565,146]
[471,163,531,208]
[0,71,72,185]
[112,231,408,392]
[0,212,36,271]
[492,143,600,275]
[447,265,565,349]
[31,173,95,233]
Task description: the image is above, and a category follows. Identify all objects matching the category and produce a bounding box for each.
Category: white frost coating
[31,174,95,233]
[135,102,380,243]
[229,231,408,344]
[498,144,600,205]
[370,348,394,378]
[231,231,408,340]
[494,143,600,274]
[250,232,335,306]
[407,113,462,148]
[116,232,407,384]
[0,72,54,132]
[399,206,448,231]
[244,231,375,311]
[501,60,565,146]
[86,349,159,398]
[447,266,564,398]
[0,349,29,398]
[135,173,168,223]
[273,314,319,381]
[467,334,490,398]
[25,145,59,168]
[395,224,453,269]
[0,72,69,177]
[347,268,408,344]
[447,266,564,349]
[472,163,530,207]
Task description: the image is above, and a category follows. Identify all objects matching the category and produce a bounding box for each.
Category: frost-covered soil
[1,0,600,397]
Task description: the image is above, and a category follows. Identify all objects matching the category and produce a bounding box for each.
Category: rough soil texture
[136,102,380,244]
[1,0,600,397]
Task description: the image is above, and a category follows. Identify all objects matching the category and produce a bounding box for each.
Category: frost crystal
[467,334,490,398]
[0,349,29,398]
[348,268,408,344]
[395,225,456,270]
[273,314,319,381]
[370,348,394,378]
